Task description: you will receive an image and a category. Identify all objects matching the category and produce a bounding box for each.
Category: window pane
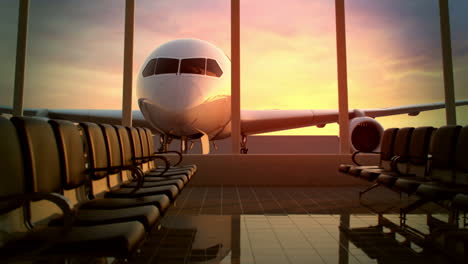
[142,58,157,77]
[206,59,223,77]
[180,58,206,75]
[155,58,179,75]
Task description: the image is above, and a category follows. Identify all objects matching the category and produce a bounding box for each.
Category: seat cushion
[338,164,351,173]
[105,185,179,201]
[50,205,159,231]
[348,165,379,177]
[452,194,468,211]
[360,168,388,182]
[415,183,468,201]
[376,173,399,187]
[143,174,189,184]
[1,222,145,258]
[393,177,428,194]
[79,195,171,213]
[146,170,192,179]
[155,164,197,171]
[122,179,184,190]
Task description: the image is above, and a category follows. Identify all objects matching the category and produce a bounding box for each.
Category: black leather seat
[360,127,414,182]
[399,126,462,220]
[141,127,197,178]
[394,126,458,195]
[48,119,165,230]
[79,122,179,201]
[377,126,434,189]
[339,128,399,177]
[0,117,146,260]
[121,126,192,183]
[100,124,185,190]
[415,126,467,201]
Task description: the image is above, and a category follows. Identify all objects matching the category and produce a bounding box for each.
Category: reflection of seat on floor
[344,224,449,263]
[346,226,413,263]
[190,244,223,262]
[143,227,197,263]
[146,225,224,263]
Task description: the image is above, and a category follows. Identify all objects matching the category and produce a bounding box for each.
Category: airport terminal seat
[54,122,170,212]
[414,126,468,201]
[80,122,179,201]
[100,124,185,191]
[399,125,462,219]
[359,127,414,182]
[141,128,197,177]
[376,126,434,190]
[0,117,146,260]
[339,128,399,177]
[126,126,193,183]
[394,126,457,196]
[45,119,162,230]
[355,128,414,197]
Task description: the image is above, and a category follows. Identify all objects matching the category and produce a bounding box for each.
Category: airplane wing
[0,106,154,131]
[240,99,468,135]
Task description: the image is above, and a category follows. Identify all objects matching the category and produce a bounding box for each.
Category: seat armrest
[153,150,183,166]
[351,151,380,166]
[391,155,404,175]
[135,155,170,176]
[0,192,74,231]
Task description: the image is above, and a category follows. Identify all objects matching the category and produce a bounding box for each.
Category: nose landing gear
[158,134,173,152]
[240,135,248,154]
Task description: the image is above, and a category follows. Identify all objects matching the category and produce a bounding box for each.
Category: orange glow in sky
[0,0,467,136]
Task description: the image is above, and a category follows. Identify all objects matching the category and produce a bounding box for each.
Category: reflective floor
[125,186,467,264]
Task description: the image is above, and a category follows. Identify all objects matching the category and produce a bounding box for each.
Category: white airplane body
[2,38,468,153]
[137,39,232,141]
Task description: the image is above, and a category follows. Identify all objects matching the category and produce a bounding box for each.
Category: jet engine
[349,117,384,152]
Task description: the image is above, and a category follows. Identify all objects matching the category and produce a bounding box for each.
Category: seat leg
[359,183,380,198]
[400,199,428,225]
[464,211,467,227]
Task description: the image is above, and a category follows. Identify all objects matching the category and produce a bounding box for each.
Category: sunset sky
[0,0,467,135]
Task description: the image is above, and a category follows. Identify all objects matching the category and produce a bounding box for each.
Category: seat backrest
[80,122,109,180]
[454,126,468,185]
[0,117,25,214]
[406,126,434,177]
[137,127,150,159]
[127,127,143,161]
[11,117,61,194]
[379,128,399,170]
[391,127,414,173]
[49,119,88,190]
[114,125,133,167]
[144,128,155,154]
[144,128,156,169]
[100,124,123,169]
[429,125,461,183]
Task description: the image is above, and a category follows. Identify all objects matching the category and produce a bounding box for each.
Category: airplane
[1,38,468,154]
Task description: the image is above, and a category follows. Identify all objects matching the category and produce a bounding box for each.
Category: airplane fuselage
[137,39,232,140]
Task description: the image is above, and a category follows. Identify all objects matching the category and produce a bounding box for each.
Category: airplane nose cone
[151,76,205,113]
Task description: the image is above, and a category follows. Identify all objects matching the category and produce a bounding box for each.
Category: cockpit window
[206,59,223,77]
[180,58,206,75]
[155,58,179,75]
[142,58,157,77]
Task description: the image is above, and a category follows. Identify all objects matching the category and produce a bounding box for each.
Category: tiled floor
[121,186,466,264]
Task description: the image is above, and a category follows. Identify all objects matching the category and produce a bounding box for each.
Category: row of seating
[339,125,468,225]
[0,116,196,261]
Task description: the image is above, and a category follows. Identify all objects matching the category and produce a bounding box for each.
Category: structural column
[231,0,241,154]
[439,0,456,125]
[13,0,30,117]
[335,0,351,154]
[122,0,135,127]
